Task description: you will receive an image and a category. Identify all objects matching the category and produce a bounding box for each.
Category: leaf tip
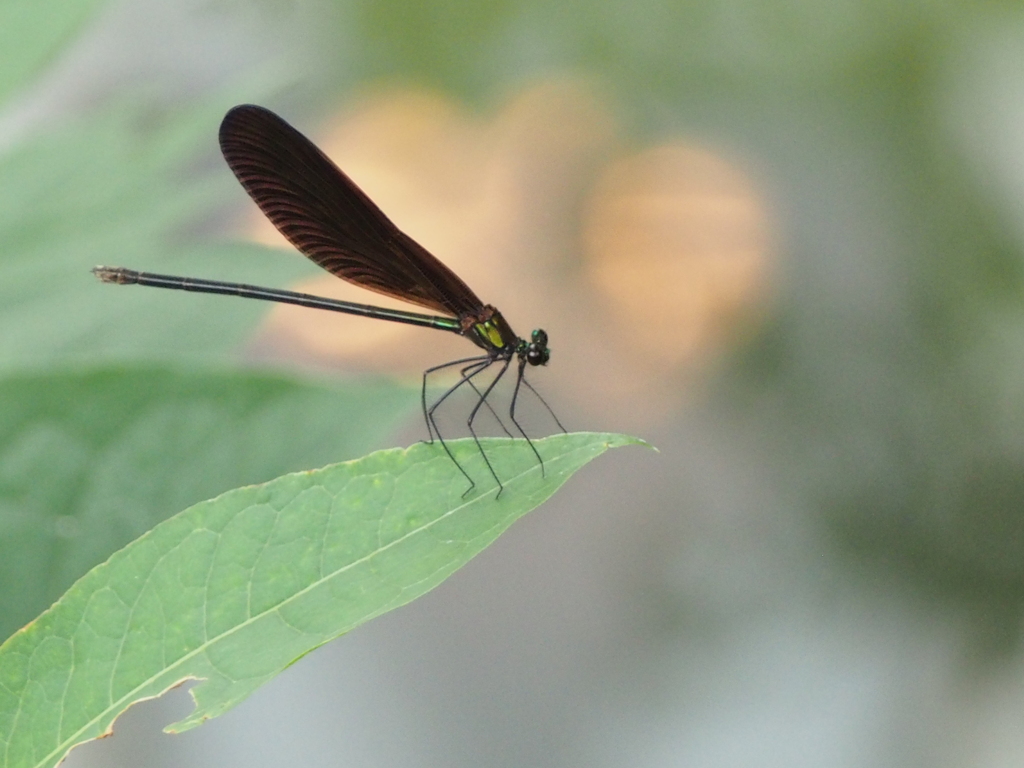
[599,433,655,451]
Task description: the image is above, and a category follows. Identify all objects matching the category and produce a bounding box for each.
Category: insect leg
[421,355,491,443]
[508,357,547,477]
[459,362,514,438]
[427,357,494,494]
[520,376,567,433]
[466,357,512,497]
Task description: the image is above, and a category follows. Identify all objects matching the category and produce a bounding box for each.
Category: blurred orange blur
[245,80,773,424]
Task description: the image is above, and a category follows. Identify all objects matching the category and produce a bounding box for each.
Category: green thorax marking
[476,319,507,349]
[461,305,517,353]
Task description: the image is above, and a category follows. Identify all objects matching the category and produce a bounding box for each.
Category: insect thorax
[462,306,518,355]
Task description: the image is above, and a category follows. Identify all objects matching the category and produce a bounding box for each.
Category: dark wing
[218,104,484,317]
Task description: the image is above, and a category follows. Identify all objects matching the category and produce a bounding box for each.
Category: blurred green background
[4,0,1024,766]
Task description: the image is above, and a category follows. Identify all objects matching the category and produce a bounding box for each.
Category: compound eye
[527,344,549,366]
[525,329,550,365]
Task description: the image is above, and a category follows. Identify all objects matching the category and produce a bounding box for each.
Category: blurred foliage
[349,0,965,107]
[0,367,416,642]
[0,102,326,369]
[335,0,1024,629]
[0,0,107,104]
[0,4,408,643]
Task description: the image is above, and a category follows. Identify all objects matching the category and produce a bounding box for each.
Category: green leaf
[0,432,641,768]
[0,366,415,644]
